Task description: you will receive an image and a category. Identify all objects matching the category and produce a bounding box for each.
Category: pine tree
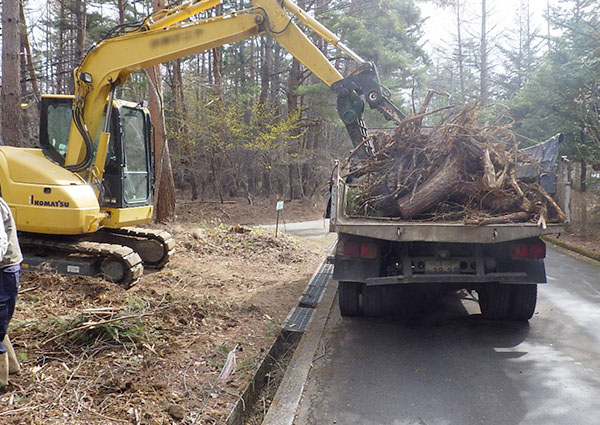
[1,0,23,145]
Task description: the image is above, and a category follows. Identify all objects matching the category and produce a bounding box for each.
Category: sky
[418,0,555,54]
[24,0,558,54]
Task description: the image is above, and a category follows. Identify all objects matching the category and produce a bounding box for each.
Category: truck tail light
[360,243,378,259]
[343,241,360,257]
[341,240,378,259]
[511,240,546,260]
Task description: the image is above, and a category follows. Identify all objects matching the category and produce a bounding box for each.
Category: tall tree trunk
[19,0,39,97]
[74,0,87,62]
[210,3,226,202]
[580,160,587,228]
[271,43,283,112]
[1,0,23,146]
[259,36,273,105]
[455,0,465,102]
[480,0,488,106]
[211,3,224,87]
[117,0,125,24]
[172,58,196,199]
[286,58,302,199]
[115,0,125,98]
[212,47,222,87]
[172,58,187,149]
[148,0,176,222]
[57,1,65,92]
[546,0,552,51]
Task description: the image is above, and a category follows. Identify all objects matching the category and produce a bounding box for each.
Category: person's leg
[0,265,19,387]
[3,336,20,374]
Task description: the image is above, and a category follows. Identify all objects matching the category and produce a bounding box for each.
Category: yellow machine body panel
[5,0,390,241]
[0,146,105,234]
[4,146,83,185]
[101,206,153,228]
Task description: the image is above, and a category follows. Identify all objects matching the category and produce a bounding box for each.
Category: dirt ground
[558,228,600,256]
[2,195,598,424]
[0,199,329,424]
[175,197,325,227]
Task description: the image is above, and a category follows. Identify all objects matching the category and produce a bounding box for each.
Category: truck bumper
[365,272,537,285]
[334,258,546,286]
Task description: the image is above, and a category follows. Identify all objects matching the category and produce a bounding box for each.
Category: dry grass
[2,222,328,424]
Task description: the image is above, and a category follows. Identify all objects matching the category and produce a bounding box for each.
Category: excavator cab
[39,95,154,211]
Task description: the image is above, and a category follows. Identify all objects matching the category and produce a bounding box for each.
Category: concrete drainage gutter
[226,261,336,425]
[225,331,301,425]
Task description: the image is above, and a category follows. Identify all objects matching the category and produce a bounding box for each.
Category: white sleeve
[0,204,9,261]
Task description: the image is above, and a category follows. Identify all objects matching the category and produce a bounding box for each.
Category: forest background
[0,0,599,230]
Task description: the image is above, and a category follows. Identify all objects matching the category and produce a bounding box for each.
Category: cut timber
[536,184,567,222]
[467,211,529,225]
[396,154,460,218]
[344,100,566,225]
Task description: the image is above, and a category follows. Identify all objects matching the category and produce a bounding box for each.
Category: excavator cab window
[121,106,150,203]
[40,96,72,166]
[102,104,152,208]
[41,96,152,209]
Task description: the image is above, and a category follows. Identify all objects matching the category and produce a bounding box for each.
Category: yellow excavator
[0,0,404,287]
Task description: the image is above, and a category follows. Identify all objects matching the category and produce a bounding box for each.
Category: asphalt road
[260,219,332,239]
[293,247,600,425]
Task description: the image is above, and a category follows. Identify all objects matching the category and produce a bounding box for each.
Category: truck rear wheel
[508,284,537,321]
[362,286,384,317]
[478,284,511,320]
[339,281,361,317]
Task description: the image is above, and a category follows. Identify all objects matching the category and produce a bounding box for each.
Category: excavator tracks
[94,227,175,269]
[19,235,144,289]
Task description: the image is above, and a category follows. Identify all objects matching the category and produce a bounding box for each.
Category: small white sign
[67,265,80,273]
[276,201,284,211]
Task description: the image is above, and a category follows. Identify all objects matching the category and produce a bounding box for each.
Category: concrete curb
[226,254,336,425]
[543,236,600,263]
[226,332,301,425]
[261,279,337,425]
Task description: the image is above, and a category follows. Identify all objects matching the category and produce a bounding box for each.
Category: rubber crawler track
[100,227,176,269]
[19,235,144,289]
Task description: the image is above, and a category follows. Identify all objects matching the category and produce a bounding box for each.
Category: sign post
[275,195,284,237]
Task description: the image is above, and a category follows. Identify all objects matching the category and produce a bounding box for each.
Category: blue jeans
[0,265,20,354]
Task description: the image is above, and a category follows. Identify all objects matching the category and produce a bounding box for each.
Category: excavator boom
[66,0,401,184]
[3,0,403,287]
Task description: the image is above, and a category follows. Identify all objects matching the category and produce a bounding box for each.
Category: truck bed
[329,176,566,244]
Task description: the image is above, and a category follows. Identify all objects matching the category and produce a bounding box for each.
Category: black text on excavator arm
[0,0,404,286]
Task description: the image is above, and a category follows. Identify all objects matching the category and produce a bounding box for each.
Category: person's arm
[0,202,9,261]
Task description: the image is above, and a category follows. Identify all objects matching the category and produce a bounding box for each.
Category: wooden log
[456,182,524,214]
[479,189,523,213]
[482,149,497,188]
[536,184,567,222]
[465,211,529,226]
[395,154,461,218]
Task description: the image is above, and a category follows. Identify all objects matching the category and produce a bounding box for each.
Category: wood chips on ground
[2,217,329,425]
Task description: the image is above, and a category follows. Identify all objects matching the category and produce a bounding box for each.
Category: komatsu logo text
[29,196,70,208]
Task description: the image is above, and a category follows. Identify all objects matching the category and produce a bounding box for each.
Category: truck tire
[478,284,511,320]
[362,286,384,317]
[508,284,537,321]
[339,281,361,317]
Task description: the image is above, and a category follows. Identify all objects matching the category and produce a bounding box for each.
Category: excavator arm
[65,0,403,183]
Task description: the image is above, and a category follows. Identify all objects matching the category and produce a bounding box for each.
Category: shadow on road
[304,290,533,425]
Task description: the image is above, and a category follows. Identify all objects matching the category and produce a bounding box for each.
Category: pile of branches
[344,98,566,226]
